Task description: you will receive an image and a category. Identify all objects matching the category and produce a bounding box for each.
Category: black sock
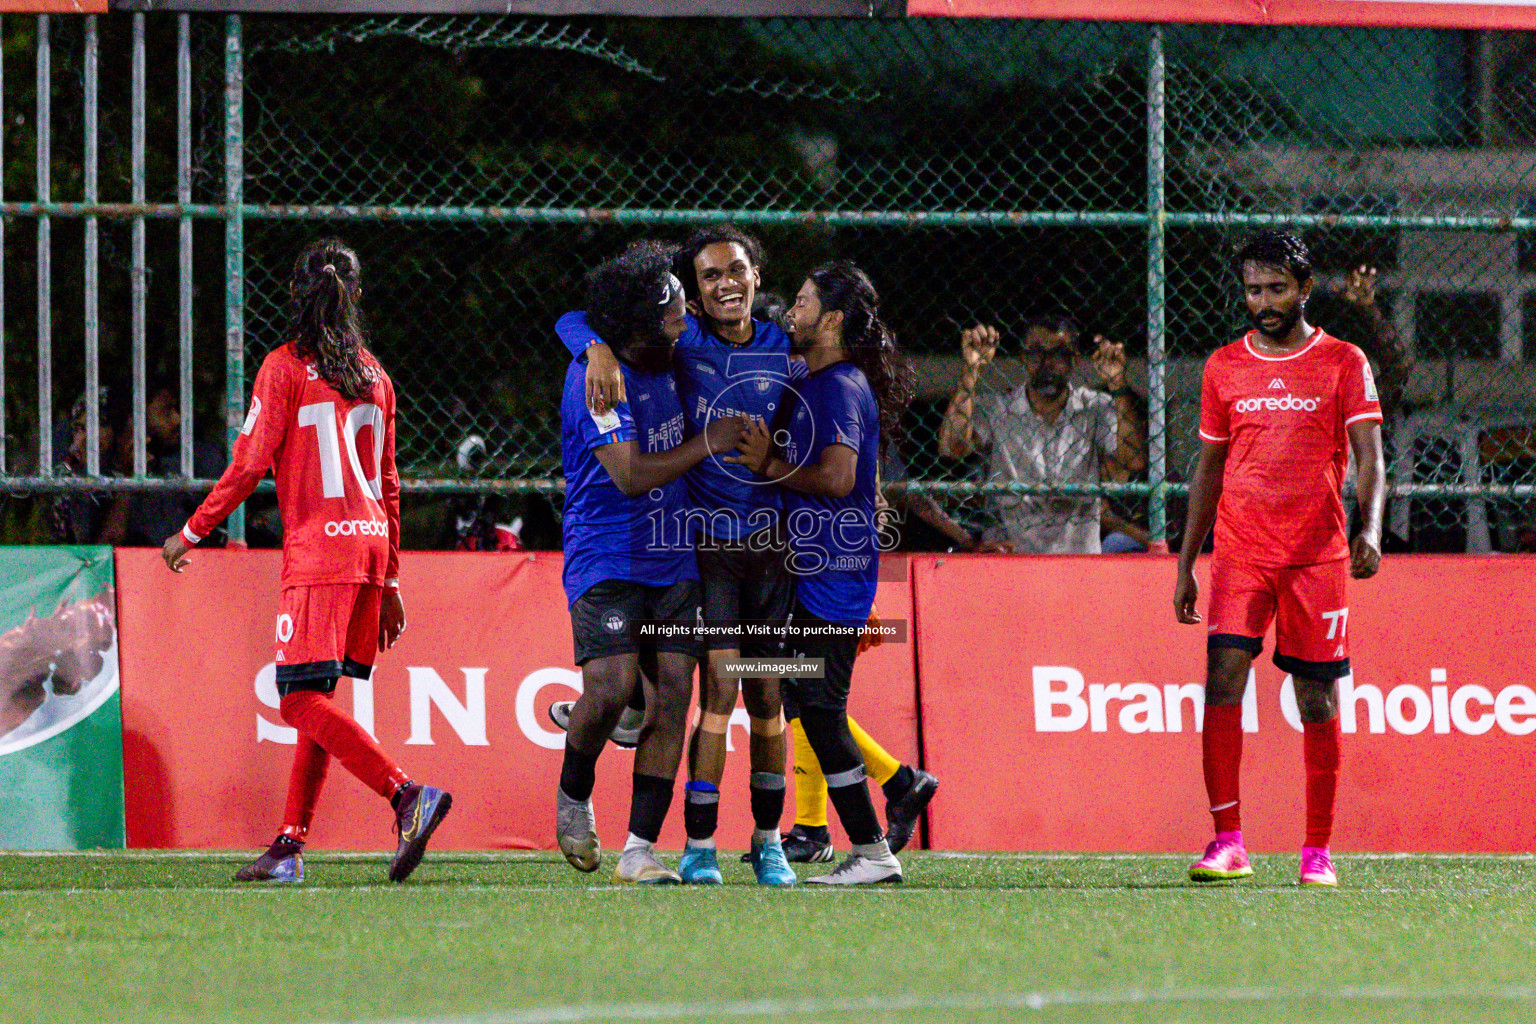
[827,775,883,847]
[559,742,601,802]
[800,707,883,847]
[268,834,303,856]
[881,764,916,803]
[389,780,415,812]
[683,781,719,841]
[627,774,673,843]
[749,771,786,833]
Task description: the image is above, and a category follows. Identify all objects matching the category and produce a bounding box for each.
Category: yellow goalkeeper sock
[849,715,901,787]
[790,718,829,829]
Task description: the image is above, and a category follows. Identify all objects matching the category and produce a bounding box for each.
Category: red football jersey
[183,342,401,588]
[1198,327,1382,568]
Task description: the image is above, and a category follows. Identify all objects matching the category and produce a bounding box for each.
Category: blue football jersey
[559,352,697,607]
[557,310,806,542]
[780,361,881,627]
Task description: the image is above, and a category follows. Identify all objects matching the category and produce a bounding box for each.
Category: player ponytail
[288,238,373,402]
[805,260,914,459]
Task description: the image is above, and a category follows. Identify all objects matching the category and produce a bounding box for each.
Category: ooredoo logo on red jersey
[324,518,388,537]
[1234,393,1320,414]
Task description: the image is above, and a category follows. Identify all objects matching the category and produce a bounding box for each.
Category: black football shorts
[780,599,860,719]
[696,527,795,656]
[569,578,702,666]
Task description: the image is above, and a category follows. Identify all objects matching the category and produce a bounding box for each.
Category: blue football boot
[749,833,798,887]
[678,843,723,885]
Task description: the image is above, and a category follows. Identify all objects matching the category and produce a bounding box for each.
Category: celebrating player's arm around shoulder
[558,226,806,888]
[554,241,750,885]
[160,239,451,885]
[1174,231,1385,890]
[725,261,916,885]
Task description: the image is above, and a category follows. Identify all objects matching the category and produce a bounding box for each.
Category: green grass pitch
[2,850,1533,1024]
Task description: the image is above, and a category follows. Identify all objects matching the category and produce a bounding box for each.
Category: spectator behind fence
[1306,262,1413,425]
[446,431,524,552]
[98,380,228,547]
[441,371,559,552]
[877,449,1011,552]
[1098,382,1153,553]
[1306,262,1414,551]
[938,316,1147,554]
[45,385,132,545]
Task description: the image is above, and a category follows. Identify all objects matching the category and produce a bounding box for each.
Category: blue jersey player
[558,226,802,886]
[554,241,747,885]
[728,261,915,885]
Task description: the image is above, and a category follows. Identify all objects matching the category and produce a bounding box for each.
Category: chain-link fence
[3,14,1536,552]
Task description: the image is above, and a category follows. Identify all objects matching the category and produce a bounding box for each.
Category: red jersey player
[161,238,451,884]
[1174,231,1385,889]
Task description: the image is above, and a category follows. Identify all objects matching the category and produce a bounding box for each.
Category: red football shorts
[1206,558,1351,680]
[274,583,382,694]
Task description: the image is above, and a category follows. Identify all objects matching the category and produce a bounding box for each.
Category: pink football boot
[1299,846,1338,887]
[1188,830,1254,882]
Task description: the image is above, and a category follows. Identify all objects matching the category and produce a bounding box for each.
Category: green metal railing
[2,15,1535,552]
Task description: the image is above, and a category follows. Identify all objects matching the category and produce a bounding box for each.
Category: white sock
[853,839,893,861]
[752,828,777,845]
[686,837,716,850]
[623,833,652,855]
[616,706,644,731]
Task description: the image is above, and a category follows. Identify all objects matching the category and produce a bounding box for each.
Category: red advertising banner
[115,549,917,851]
[907,0,1536,30]
[913,554,1536,853]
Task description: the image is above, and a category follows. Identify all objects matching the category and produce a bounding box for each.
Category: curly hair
[585,240,683,350]
[1233,230,1313,286]
[805,260,915,460]
[288,238,373,402]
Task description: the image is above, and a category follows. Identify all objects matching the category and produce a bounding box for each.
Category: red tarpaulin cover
[0,1,107,10]
[907,0,1536,30]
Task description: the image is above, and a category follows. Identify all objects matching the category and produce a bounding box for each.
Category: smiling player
[557,226,801,886]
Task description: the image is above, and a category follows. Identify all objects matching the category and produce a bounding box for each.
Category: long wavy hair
[805,260,915,459]
[288,238,373,402]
